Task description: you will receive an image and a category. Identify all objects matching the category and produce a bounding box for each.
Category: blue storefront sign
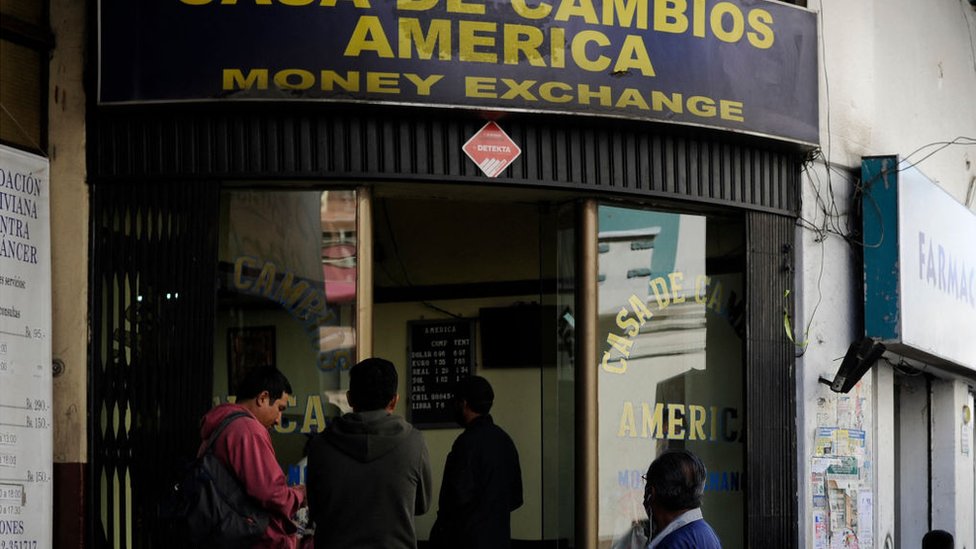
[98,0,818,145]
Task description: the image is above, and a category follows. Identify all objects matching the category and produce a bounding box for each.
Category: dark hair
[236,366,293,401]
[349,358,398,411]
[645,449,706,512]
[455,375,494,415]
[922,530,954,549]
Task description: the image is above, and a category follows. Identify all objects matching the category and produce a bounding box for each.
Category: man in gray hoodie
[306,357,432,549]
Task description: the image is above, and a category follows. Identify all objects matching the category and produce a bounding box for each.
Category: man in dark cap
[430,375,523,549]
[305,358,432,549]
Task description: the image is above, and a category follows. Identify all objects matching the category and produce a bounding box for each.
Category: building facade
[0,0,973,549]
[795,1,976,548]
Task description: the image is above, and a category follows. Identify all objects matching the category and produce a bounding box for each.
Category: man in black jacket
[430,375,523,549]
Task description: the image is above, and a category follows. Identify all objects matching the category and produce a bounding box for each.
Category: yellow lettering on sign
[539,81,572,102]
[301,395,326,433]
[254,262,277,297]
[447,0,485,14]
[711,2,745,43]
[615,88,649,110]
[692,0,706,37]
[668,272,686,303]
[554,0,599,24]
[296,291,326,321]
[345,16,395,58]
[606,332,634,357]
[654,0,688,34]
[601,351,626,373]
[320,0,372,6]
[223,69,269,90]
[616,307,641,337]
[571,30,611,72]
[603,0,648,29]
[399,18,452,60]
[651,91,682,114]
[721,100,744,121]
[613,35,655,76]
[627,294,654,324]
[707,279,724,313]
[649,276,671,309]
[550,27,566,68]
[667,403,685,439]
[687,95,717,117]
[618,401,637,437]
[503,25,546,67]
[688,405,707,440]
[273,272,311,309]
[459,21,497,63]
[747,9,774,48]
[695,275,710,304]
[500,78,538,100]
[321,70,360,92]
[404,73,444,95]
[465,76,497,98]
[366,71,400,93]
[511,0,552,19]
[641,402,665,438]
[274,69,315,90]
[233,256,258,290]
[397,0,437,10]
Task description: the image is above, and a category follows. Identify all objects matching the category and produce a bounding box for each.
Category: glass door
[595,204,746,548]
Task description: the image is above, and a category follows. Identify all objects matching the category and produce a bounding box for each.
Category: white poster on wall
[0,145,52,548]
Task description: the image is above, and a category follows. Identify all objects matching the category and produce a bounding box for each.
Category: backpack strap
[203,411,251,455]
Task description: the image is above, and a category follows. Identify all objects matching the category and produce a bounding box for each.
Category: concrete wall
[896,374,930,548]
[49,0,88,467]
[818,0,976,197]
[798,0,976,546]
[931,380,975,549]
[49,0,89,544]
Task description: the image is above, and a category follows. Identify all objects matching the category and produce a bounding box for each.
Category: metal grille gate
[88,181,219,548]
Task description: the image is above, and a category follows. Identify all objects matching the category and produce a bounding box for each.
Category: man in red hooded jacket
[199,365,306,548]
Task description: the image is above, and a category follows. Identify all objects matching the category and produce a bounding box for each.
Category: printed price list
[407,319,475,428]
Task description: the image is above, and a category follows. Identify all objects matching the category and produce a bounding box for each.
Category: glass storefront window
[597,205,745,548]
[215,189,357,475]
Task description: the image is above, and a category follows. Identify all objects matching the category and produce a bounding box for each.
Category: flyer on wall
[0,145,52,548]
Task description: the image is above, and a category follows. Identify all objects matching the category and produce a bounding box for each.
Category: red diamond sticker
[462,121,522,178]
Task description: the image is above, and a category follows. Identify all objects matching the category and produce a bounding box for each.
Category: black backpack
[159,412,271,548]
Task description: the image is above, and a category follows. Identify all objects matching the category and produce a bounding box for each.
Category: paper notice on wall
[814,510,829,549]
[834,429,851,455]
[0,145,53,549]
[826,456,860,491]
[857,491,873,547]
[848,429,866,456]
[836,396,853,428]
[828,488,849,533]
[812,471,828,517]
[830,529,859,549]
[817,396,836,427]
[816,427,837,456]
